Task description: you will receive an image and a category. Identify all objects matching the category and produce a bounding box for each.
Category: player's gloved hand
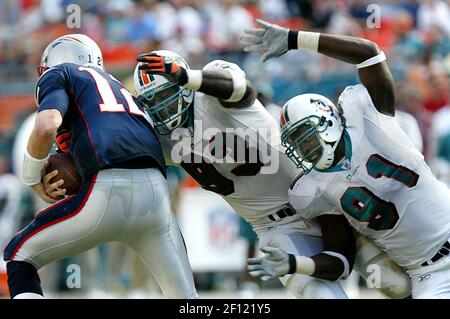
[56,128,71,153]
[247,245,291,281]
[137,53,188,85]
[240,19,289,63]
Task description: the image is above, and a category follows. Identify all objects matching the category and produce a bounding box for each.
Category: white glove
[247,245,291,281]
[240,19,289,63]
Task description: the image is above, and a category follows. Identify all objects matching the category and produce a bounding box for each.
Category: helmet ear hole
[328,121,333,127]
[319,116,326,126]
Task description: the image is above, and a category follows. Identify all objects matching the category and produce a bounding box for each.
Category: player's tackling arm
[312,214,356,281]
[188,69,257,108]
[137,54,256,108]
[241,19,395,116]
[248,214,355,281]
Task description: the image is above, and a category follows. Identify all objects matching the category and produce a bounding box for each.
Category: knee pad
[6,261,43,298]
[355,236,411,299]
[357,253,411,299]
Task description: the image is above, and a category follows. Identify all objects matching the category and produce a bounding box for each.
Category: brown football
[45,152,81,196]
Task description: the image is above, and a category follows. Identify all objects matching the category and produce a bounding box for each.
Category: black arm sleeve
[197,71,257,109]
[311,214,356,281]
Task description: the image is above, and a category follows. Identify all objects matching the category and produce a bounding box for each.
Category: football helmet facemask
[280,93,344,174]
[134,50,194,135]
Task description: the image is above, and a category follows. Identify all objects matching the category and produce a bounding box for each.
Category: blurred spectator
[104,1,135,44]
[391,11,425,62]
[205,0,253,53]
[149,0,178,41]
[126,2,159,43]
[173,0,205,39]
[417,0,450,37]
[42,0,65,23]
[310,0,334,30]
[428,102,450,183]
[401,0,421,26]
[349,0,370,21]
[397,83,433,154]
[428,24,450,59]
[289,0,312,20]
[326,1,362,36]
[258,0,289,19]
[405,47,449,112]
[0,0,22,29]
[159,0,206,60]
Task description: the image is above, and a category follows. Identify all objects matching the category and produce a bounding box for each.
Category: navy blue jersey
[35,63,166,179]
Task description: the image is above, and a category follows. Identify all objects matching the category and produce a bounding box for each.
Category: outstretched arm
[137,54,256,109]
[241,19,395,116]
[248,214,355,281]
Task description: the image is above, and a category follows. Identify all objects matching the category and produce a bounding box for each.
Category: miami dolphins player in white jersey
[132,50,411,298]
[133,50,352,299]
[241,20,450,299]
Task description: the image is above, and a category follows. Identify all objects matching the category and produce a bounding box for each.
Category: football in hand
[45,152,81,196]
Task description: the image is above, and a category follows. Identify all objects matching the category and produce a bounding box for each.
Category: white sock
[13,292,44,299]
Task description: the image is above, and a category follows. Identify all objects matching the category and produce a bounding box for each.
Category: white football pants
[4,168,197,299]
[407,250,450,299]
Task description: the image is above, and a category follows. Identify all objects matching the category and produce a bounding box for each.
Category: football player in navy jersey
[3,34,197,299]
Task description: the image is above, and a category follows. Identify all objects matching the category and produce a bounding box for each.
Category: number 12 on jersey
[79,67,145,116]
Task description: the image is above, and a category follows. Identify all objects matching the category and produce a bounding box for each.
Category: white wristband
[22,149,48,186]
[295,255,316,276]
[356,51,386,69]
[323,251,350,280]
[184,69,203,91]
[297,31,320,52]
[225,70,247,102]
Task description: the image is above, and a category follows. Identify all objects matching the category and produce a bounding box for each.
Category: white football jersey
[289,84,450,269]
[395,110,423,153]
[157,64,304,228]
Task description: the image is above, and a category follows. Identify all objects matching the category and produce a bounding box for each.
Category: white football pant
[407,251,450,299]
[4,168,197,299]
